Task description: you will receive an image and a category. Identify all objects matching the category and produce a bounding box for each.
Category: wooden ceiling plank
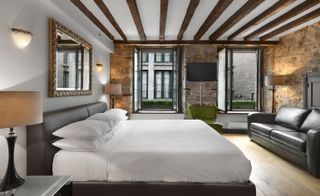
[209,0,264,40]
[94,0,127,41]
[177,0,200,40]
[245,0,320,40]
[159,0,169,41]
[71,0,114,40]
[113,39,279,45]
[228,0,294,40]
[126,0,146,41]
[260,8,320,40]
[194,0,233,41]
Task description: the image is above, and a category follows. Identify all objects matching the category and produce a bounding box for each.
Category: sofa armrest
[247,112,276,137]
[307,129,320,177]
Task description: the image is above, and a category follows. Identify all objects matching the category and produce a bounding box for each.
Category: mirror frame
[49,18,93,97]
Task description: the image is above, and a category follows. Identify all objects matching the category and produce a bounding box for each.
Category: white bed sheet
[53,120,251,183]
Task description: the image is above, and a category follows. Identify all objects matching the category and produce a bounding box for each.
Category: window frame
[218,47,263,113]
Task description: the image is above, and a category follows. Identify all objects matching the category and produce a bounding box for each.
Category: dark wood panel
[228,0,294,40]
[194,0,233,41]
[304,72,320,108]
[126,0,146,41]
[114,40,279,45]
[71,0,114,40]
[177,0,200,40]
[94,0,127,41]
[209,0,264,40]
[159,0,168,41]
[260,8,320,40]
[245,0,320,40]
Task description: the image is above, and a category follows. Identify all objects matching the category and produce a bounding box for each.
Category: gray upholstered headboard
[27,102,108,175]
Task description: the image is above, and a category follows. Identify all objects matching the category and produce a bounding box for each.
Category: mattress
[53,120,251,183]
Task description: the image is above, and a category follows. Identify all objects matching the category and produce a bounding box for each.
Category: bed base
[71,181,256,196]
[27,102,256,196]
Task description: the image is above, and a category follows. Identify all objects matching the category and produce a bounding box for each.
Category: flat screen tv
[187,62,217,81]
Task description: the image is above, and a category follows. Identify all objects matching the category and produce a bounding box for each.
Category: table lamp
[0,91,42,192]
[264,75,285,113]
[105,84,122,108]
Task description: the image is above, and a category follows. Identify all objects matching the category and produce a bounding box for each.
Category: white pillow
[107,109,128,116]
[53,139,101,152]
[89,112,128,127]
[53,119,110,140]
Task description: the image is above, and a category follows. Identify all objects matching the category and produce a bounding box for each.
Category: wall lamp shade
[0,91,42,192]
[96,64,103,72]
[264,75,285,86]
[11,28,33,49]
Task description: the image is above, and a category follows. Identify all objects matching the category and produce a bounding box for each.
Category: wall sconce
[11,28,32,49]
[96,63,103,72]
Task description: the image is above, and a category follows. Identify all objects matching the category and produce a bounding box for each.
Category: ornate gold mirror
[49,18,92,97]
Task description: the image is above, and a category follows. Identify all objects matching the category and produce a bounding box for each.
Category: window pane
[142,71,148,99]
[232,51,257,110]
[163,71,170,98]
[155,71,162,98]
[164,53,171,62]
[142,53,148,62]
[155,53,162,62]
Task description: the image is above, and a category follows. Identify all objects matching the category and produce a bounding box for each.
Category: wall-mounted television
[187,62,217,81]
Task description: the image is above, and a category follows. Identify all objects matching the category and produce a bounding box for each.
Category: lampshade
[105,83,122,96]
[264,75,285,86]
[0,91,42,128]
[11,28,33,49]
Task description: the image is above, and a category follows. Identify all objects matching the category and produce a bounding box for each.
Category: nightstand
[5,176,71,196]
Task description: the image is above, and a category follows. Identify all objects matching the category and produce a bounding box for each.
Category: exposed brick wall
[264,22,320,111]
[110,44,133,112]
[183,45,218,113]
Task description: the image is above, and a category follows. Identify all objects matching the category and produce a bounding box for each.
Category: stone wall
[110,44,133,112]
[183,45,218,112]
[265,22,320,111]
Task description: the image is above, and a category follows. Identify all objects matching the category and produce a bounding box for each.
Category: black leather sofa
[248,106,320,178]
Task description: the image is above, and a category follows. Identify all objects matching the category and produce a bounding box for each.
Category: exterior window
[164,53,171,62]
[155,53,163,62]
[62,66,69,88]
[63,52,68,64]
[142,53,148,62]
[142,71,148,99]
[154,71,172,99]
[218,48,261,112]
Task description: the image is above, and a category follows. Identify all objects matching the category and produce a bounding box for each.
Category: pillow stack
[53,108,128,152]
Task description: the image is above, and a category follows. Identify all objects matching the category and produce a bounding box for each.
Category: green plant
[142,100,172,109]
[232,100,256,109]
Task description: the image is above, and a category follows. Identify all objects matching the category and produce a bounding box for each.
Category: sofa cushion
[251,123,294,137]
[275,107,310,130]
[271,130,307,152]
[300,108,320,133]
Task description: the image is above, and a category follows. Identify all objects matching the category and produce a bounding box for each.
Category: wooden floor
[224,134,320,196]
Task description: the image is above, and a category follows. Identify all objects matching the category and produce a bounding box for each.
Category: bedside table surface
[15,176,70,196]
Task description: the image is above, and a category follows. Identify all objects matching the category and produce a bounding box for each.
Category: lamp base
[0,128,25,192]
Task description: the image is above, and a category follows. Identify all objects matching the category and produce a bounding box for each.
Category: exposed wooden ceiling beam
[260,8,320,41]
[209,0,264,40]
[114,40,278,45]
[228,0,294,40]
[194,0,233,41]
[245,0,320,40]
[94,0,127,41]
[71,0,114,40]
[126,0,146,41]
[159,0,169,41]
[177,0,200,40]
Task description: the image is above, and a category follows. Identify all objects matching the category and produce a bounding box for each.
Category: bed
[27,102,256,196]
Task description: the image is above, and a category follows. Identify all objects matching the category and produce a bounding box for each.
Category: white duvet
[53,120,251,183]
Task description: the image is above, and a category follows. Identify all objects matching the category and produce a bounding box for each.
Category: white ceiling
[77,0,320,41]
